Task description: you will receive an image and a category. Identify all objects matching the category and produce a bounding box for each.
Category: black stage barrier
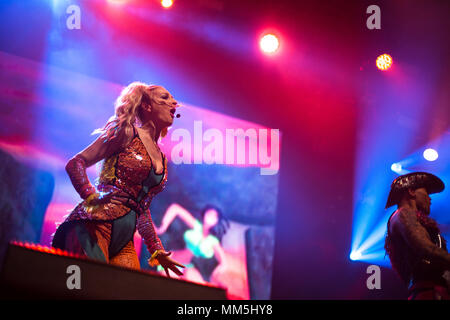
[0,242,227,300]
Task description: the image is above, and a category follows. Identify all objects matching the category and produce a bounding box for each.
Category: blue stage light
[350,251,362,261]
[423,148,438,161]
[390,163,402,173]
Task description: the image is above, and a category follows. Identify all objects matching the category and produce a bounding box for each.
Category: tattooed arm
[391,208,450,269]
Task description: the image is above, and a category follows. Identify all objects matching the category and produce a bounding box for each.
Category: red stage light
[376,54,393,71]
[260,34,279,54]
[161,0,174,8]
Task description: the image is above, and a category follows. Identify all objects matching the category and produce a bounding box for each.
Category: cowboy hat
[385,172,445,208]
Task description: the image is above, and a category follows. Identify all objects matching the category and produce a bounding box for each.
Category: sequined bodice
[53,132,168,258]
[96,134,168,211]
[62,132,167,223]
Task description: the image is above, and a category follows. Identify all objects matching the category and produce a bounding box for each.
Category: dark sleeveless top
[386,210,448,287]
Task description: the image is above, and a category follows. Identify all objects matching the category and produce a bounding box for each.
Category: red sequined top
[55,131,168,254]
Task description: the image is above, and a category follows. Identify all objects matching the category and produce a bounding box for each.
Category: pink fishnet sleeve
[65,155,97,199]
[137,209,165,258]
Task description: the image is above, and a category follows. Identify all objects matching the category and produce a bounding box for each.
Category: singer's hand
[156,251,185,277]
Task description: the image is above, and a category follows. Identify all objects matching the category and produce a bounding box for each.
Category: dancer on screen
[156,204,231,284]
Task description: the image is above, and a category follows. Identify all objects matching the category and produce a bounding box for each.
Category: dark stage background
[0,0,449,299]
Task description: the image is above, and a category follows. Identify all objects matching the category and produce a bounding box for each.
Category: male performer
[385,172,450,300]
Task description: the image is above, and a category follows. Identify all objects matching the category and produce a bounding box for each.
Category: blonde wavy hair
[93,81,169,141]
